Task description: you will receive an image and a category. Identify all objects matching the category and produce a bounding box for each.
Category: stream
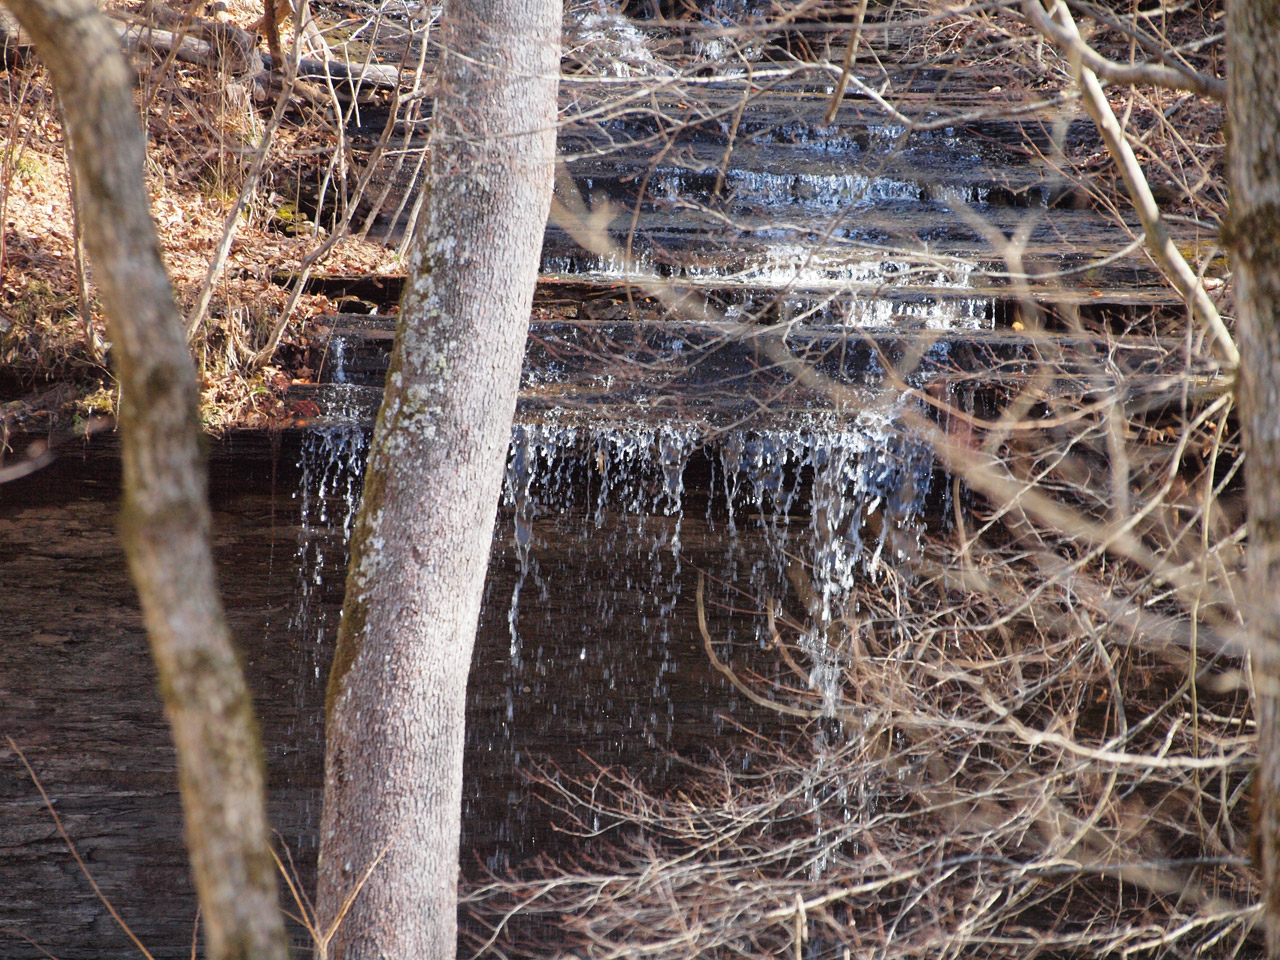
[0,16,1216,958]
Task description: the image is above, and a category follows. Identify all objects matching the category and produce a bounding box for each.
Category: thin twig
[5,737,156,960]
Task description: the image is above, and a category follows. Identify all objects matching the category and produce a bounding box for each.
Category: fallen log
[110,14,400,90]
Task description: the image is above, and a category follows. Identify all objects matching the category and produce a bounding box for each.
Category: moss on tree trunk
[0,2,289,958]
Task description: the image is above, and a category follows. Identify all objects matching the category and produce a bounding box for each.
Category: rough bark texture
[0,2,289,959]
[316,1,560,957]
[1226,3,1280,956]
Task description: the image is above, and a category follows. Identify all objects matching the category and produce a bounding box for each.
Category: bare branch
[1024,0,1225,99]
[1025,0,1238,366]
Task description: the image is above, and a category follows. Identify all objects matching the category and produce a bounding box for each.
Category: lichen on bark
[316,1,561,956]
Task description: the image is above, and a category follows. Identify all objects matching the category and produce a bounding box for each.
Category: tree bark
[316,1,560,957]
[0,2,289,959]
[1225,3,1280,956]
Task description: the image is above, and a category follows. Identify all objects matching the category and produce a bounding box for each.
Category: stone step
[286,317,1222,431]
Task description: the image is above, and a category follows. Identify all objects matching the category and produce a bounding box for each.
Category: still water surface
[1,417,935,958]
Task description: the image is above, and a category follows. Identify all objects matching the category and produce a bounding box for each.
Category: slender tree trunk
[316,1,560,956]
[1226,4,1280,957]
[0,2,289,959]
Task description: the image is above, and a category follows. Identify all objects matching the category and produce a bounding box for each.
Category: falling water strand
[503,424,575,666]
[719,430,745,535]
[291,426,370,650]
[329,335,349,385]
[285,425,369,846]
[657,425,697,563]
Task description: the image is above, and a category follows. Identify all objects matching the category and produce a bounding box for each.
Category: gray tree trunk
[1226,3,1280,956]
[315,0,561,956]
[0,2,289,959]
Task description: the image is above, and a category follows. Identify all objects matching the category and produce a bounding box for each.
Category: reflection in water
[0,408,942,958]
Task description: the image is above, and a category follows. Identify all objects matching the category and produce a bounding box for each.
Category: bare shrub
[465,2,1253,957]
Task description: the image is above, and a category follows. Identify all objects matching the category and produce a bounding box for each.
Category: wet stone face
[0,416,944,957]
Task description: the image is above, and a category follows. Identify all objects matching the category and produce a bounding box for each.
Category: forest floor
[0,0,401,446]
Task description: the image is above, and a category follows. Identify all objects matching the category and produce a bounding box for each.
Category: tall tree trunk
[0,2,289,959]
[316,1,560,956]
[1226,3,1280,956]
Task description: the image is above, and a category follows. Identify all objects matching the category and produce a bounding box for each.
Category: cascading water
[286,398,942,869]
[281,426,369,850]
[487,407,938,860]
[291,427,369,655]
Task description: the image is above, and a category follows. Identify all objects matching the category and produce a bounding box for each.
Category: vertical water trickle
[291,427,369,655]
[657,425,695,564]
[807,435,861,621]
[650,426,696,731]
[801,434,857,716]
[592,426,653,526]
[285,425,369,849]
[328,335,349,384]
[705,414,937,720]
[503,424,560,669]
[504,445,529,669]
[719,430,745,535]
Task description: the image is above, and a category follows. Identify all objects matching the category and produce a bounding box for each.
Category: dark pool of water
[2,424,902,959]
